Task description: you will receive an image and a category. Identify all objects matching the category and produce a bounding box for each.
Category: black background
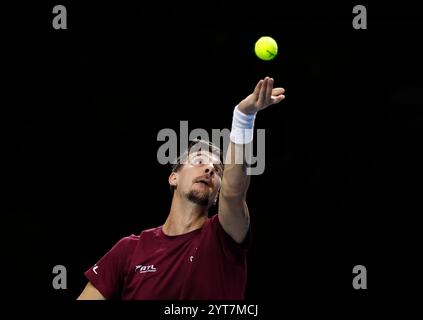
[2,0,422,312]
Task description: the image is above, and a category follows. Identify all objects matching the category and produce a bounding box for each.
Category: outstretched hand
[238,77,285,115]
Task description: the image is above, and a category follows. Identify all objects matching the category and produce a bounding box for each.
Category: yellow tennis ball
[254,36,278,61]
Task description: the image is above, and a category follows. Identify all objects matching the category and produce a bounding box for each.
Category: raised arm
[218,77,285,243]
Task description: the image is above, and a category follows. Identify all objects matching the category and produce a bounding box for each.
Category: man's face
[170,151,223,206]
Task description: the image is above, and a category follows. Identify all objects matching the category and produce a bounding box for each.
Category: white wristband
[230,105,257,144]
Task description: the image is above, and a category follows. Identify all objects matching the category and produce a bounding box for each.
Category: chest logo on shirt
[135,264,157,274]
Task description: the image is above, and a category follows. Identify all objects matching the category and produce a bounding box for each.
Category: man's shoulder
[139,225,163,238]
[113,234,141,249]
[120,234,141,242]
[113,226,163,249]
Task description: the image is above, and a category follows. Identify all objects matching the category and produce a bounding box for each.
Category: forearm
[221,141,251,200]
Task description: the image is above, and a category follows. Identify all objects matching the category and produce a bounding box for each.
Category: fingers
[272,87,285,95]
[258,77,285,108]
[270,87,285,104]
[258,77,270,106]
[253,79,263,97]
[265,78,274,106]
[271,94,285,104]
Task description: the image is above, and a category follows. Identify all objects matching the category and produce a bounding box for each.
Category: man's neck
[162,194,209,236]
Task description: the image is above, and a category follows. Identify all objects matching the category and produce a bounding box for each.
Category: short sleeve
[84,236,136,299]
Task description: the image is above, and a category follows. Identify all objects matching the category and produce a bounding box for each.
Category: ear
[168,172,178,187]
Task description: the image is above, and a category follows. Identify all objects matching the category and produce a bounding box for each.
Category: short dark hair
[170,139,223,195]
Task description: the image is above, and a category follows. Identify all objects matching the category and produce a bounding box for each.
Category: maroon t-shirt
[84,214,249,300]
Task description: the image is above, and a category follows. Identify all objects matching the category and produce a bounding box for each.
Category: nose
[204,164,215,176]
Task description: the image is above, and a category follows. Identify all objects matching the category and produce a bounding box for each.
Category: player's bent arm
[218,141,251,244]
[77,282,106,300]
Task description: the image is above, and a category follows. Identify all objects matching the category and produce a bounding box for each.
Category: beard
[186,189,210,206]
